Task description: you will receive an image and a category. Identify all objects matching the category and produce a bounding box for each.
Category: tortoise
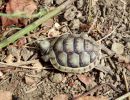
[38,33,101,73]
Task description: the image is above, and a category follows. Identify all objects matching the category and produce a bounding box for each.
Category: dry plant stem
[115,92,130,100]
[0,0,76,49]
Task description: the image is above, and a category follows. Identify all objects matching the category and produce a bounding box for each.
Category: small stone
[44,0,53,5]
[64,5,77,21]
[111,42,124,54]
[41,69,48,77]
[54,23,61,30]
[76,11,83,19]
[0,71,3,77]
[25,76,35,85]
[21,48,33,61]
[116,74,120,82]
[118,55,130,63]
[69,19,80,30]
[114,17,119,22]
[60,26,68,33]
[48,28,60,38]
[99,72,104,80]
[127,42,130,49]
[49,73,63,83]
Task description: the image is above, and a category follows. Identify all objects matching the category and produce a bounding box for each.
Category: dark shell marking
[49,34,100,73]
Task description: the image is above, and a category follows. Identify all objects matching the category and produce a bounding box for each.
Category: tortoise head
[39,39,51,55]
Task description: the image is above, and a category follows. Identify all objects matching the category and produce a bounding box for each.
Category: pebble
[49,73,63,83]
[64,5,77,21]
[69,19,80,30]
[44,0,53,5]
[127,42,130,49]
[114,17,119,22]
[99,72,104,80]
[111,42,124,54]
[25,76,35,85]
[21,48,33,61]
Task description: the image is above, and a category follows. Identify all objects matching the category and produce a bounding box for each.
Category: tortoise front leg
[41,55,50,62]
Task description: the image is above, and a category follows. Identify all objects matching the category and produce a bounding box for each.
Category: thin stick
[123,70,129,92]
[0,60,45,70]
[122,70,130,100]
[115,92,130,100]
[0,0,76,49]
[0,60,38,66]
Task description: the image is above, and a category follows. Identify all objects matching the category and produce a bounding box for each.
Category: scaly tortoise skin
[39,34,101,73]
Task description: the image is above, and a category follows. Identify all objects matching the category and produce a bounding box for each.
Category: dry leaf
[1,0,37,28]
[74,95,108,100]
[77,74,93,85]
[0,90,12,100]
[53,94,68,100]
